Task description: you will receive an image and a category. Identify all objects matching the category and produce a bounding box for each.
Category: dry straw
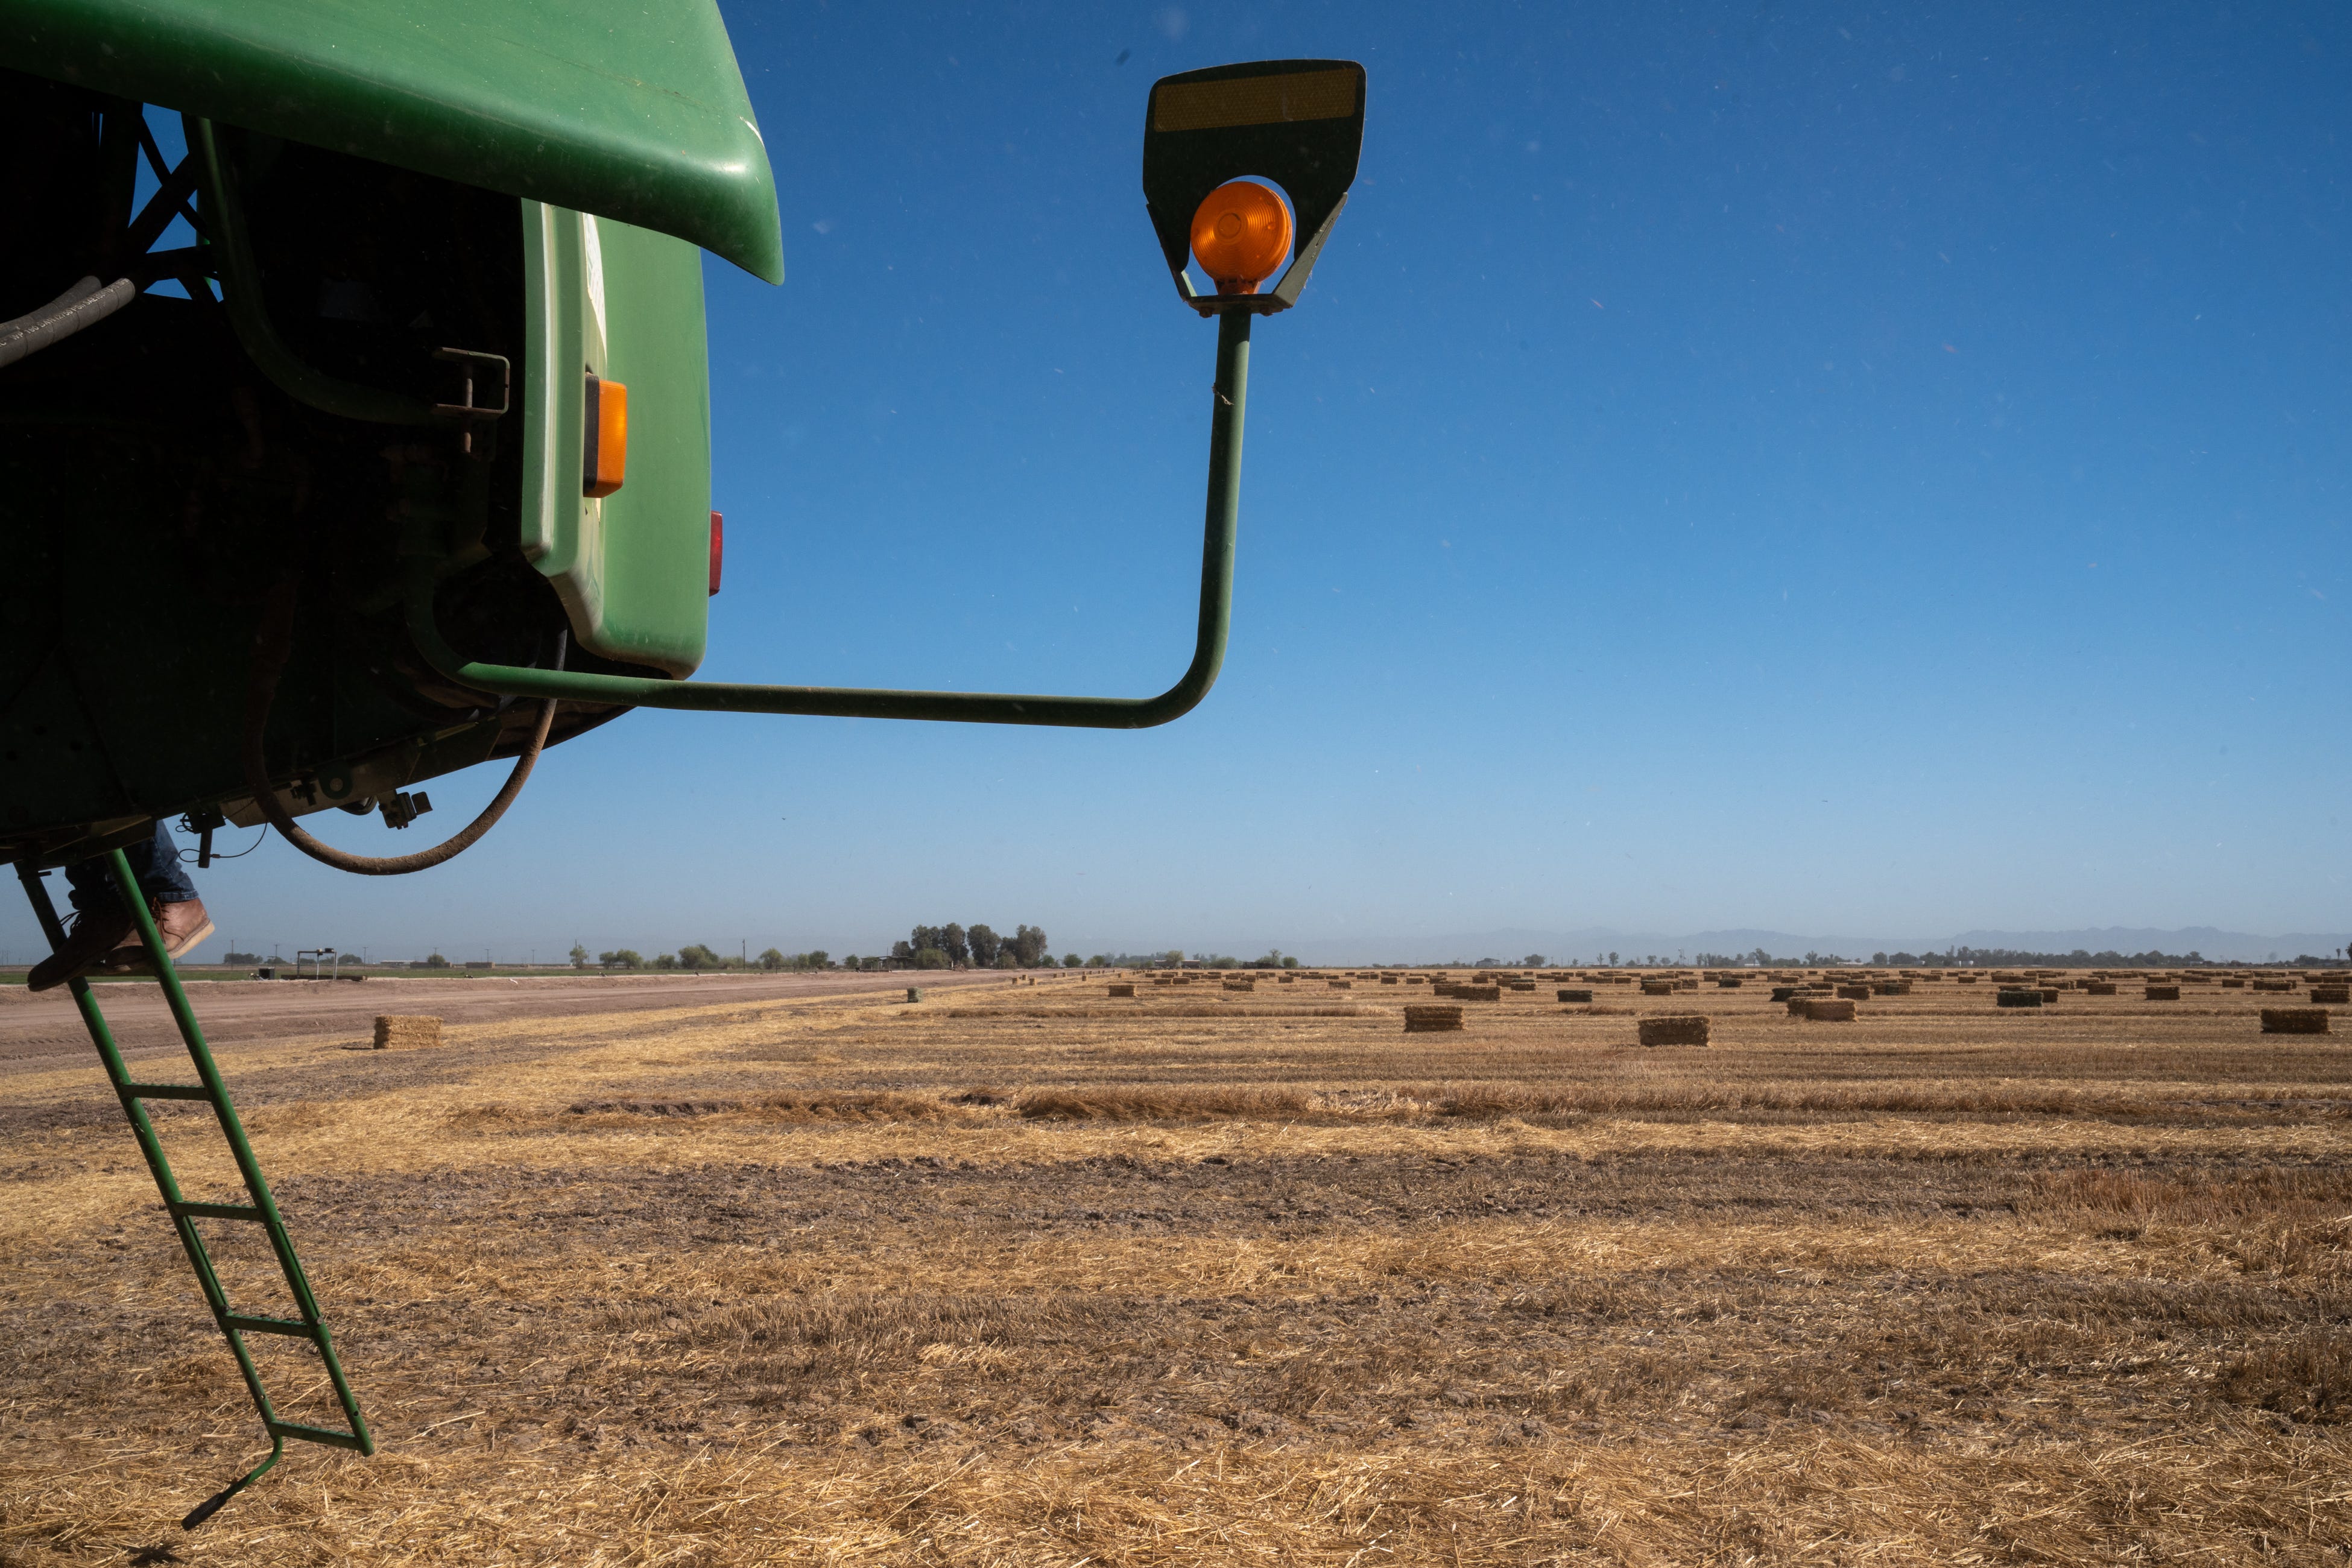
[2261,1008,2330,1035]
[2312,985,2350,1005]
[1403,1003,1464,1032]
[1802,997,1858,1022]
[1637,1014,1710,1048]
[2146,985,2182,1001]
[371,1014,441,1049]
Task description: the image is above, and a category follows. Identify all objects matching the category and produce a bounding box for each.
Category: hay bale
[2252,978,2295,993]
[1996,988,2041,1008]
[1637,1014,1710,1048]
[1640,980,1674,996]
[1329,979,1353,990]
[1406,976,1426,985]
[906,987,925,1002]
[1223,979,1256,992]
[1558,988,1594,1003]
[371,1014,441,1050]
[1458,984,1502,1002]
[1802,998,1857,1022]
[1107,983,1135,997]
[2262,1008,2330,1035]
[1716,976,1743,988]
[1835,984,1872,1001]
[1379,975,1399,984]
[2085,981,2117,996]
[1955,975,1979,984]
[1770,985,1799,1003]
[1404,1004,1464,1033]
[2144,985,2181,1001]
[2311,985,2350,1005]
[1870,981,1911,996]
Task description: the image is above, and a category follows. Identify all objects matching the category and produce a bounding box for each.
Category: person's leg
[33,823,213,991]
[100,821,212,968]
[122,820,200,906]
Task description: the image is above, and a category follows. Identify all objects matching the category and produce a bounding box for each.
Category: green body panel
[1,0,783,283]
[520,206,711,677]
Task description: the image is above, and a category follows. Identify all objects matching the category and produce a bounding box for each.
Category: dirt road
[0,968,1016,1066]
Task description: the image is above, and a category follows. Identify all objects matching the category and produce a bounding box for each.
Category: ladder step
[170,1200,264,1222]
[267,1420,370,1453]
[124,1082,215,1101]
[225,1312,320,1339]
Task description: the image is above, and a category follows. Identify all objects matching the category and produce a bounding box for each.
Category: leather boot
[96,898,216,974]
[28,906,137,992]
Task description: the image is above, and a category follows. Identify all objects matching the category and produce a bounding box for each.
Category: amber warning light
[1190,181,1292,296]
[583,373,628,498]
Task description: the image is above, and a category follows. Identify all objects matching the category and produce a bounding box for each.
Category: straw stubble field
[2,969,2348,1564]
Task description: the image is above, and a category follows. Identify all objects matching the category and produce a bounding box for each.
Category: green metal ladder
[17,850,372,1529]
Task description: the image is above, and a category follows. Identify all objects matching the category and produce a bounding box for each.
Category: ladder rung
[224,1312,319,1338]
[267,1420,370,1452]
[123,1082,214,1101]
[170,1200,264,1222]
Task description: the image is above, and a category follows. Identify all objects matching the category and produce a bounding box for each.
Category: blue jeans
[66,821,198,915]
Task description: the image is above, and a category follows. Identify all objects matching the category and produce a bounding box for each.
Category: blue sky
[14,2,2349,965]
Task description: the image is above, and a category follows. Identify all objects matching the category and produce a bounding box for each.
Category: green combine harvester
[2,0,1363,1528]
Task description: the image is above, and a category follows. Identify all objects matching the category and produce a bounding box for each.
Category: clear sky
[12,3,2348,966]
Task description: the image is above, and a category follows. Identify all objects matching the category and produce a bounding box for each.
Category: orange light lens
[583,374,628,498]
[1189,180,1292,296]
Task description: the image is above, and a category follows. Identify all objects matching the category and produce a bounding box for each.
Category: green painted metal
[0,0,783,283]
[16,854,372,1528]
[517,204,713,676]
[404,311,1254,727]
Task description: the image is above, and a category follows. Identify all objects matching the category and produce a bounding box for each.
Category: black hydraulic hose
[242,578,555,874]
[0,276,134,370]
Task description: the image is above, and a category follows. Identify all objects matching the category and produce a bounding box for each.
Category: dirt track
[0,969,1011,1066]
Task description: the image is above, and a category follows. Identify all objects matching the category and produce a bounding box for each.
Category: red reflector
[708,511,724,596]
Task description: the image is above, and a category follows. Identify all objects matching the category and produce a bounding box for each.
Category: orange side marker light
[1189,180,1292,296]
[583,373,628,498]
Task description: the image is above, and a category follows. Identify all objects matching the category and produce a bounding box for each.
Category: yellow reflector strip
[1152,69,1358,133]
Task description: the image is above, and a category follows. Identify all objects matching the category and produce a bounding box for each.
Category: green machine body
[0,7,1365,875]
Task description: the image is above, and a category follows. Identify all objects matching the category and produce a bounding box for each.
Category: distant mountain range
[1159,926,2351,966]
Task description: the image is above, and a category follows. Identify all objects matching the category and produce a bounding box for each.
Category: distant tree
[942,923,970,966]
[914,946,950,969]
[1607,952,1618,967]
[911,926,945,959]
[1165,949,1185,967]
[1008,924,1049,967]
[676,943,721,970]
[1063,953,1081,969]
[841,954,860,970]
[423,951,450,969]
[599,949,642,970]
[757,947,787,970]
[890,940,914,966]
[967,924,1002,967]
[568,943,589,969]
[995,951,1019,969]
[1521,953,1546,967]
[805,950,829,969]
[654,953,678,970]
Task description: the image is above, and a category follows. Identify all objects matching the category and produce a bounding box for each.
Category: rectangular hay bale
[1404,1004,1464,1033]
[1558,988,1594,1003]
[2145,985,2181,1001]
[2262,1008,2330,1035]
[372,1014,442,1050]
[1801,998,1857,1022]
[2311,985,2350,1005]
[1637,1014,1710,1048]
